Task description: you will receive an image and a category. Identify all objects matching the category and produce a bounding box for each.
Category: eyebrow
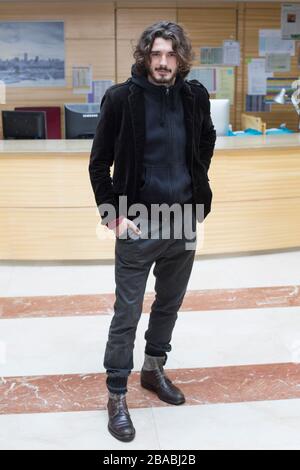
[150,50,176,53]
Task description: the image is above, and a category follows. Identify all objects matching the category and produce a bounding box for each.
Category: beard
[147,66,178,85]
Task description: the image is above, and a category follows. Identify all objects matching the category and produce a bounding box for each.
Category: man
[89,21,216,442]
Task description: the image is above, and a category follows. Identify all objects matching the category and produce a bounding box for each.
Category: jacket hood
[130,63,184,127]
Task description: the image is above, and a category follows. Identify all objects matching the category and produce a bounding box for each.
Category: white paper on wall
[0,80,6,104]
[187,67,217,93]
[223,40,240,66]
[259,29,295,56]
[87,79,114,103]
[72,65,92,94]
[215,67,235,104]
[265,53,291,72]
[281,3,300,40]
[248,58,273,95]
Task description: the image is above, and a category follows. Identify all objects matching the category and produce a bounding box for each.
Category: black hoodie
[131,64,193,208]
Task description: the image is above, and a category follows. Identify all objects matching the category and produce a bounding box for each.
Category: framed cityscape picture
[0,21,65,87]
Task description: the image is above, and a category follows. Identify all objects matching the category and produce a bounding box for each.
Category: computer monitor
[15,106,61,139]
[2,110,47,139]
[209,99,230,136]
[64,103,100,139]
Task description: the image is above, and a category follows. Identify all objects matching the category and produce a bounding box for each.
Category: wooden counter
[0,135,300,260]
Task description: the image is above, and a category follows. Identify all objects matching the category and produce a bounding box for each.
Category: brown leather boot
[107,392,135,442]
[140,353,185,405]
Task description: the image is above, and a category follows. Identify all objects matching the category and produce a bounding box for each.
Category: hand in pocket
[114,217,142,239]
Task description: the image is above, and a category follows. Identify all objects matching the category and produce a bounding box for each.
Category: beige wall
[0,1,299,135]
[0,1,115,137]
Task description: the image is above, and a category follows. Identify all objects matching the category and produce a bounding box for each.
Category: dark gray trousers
[103,208,197,393]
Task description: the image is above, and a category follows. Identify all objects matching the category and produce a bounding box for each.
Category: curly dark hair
[133,21,194,79]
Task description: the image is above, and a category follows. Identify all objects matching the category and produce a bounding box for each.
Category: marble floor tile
[1,306,300,376]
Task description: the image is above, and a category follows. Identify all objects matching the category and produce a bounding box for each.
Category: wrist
[107,215,125,230]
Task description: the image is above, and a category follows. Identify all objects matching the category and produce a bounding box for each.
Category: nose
[159,54,168,67]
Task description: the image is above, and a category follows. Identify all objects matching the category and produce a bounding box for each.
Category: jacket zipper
[165,87,173,202]
[166,87,171,156]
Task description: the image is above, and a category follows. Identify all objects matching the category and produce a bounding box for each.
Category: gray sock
[142,353,166,371]
[108,391,126,400]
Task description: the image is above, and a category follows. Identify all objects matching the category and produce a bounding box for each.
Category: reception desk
[0,134,300,260]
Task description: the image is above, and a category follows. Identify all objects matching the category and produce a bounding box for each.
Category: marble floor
[0,250,300,450]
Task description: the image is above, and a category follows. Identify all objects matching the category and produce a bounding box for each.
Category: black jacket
[89,71,217,226]
[131,65,193,208]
